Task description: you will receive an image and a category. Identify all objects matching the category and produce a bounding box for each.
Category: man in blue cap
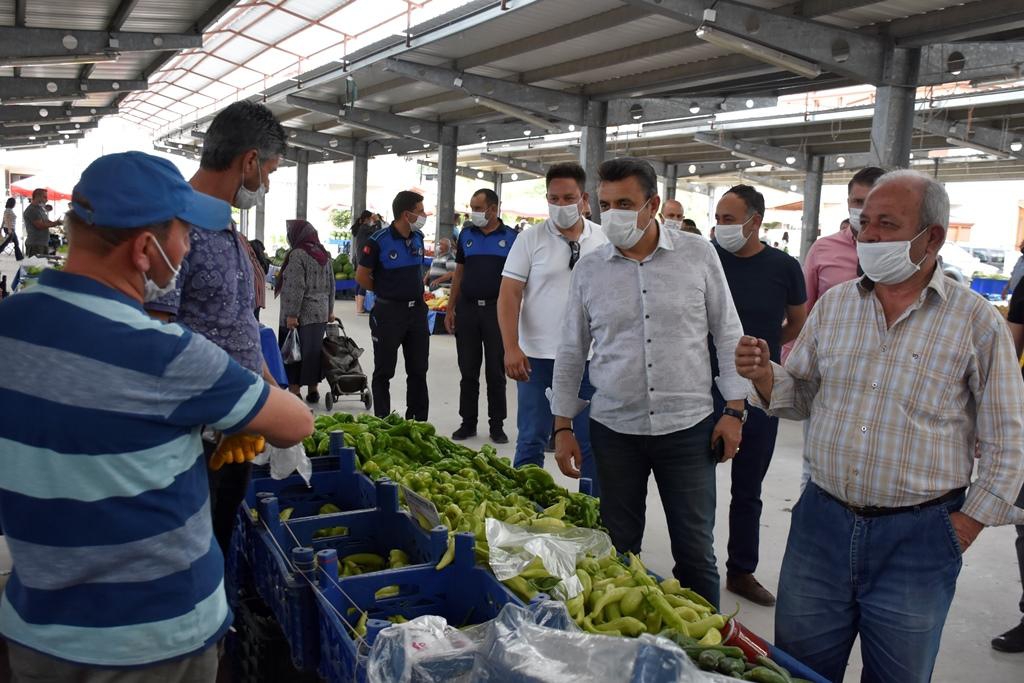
[0,152,314,682]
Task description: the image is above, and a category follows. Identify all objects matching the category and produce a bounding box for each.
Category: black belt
[819,485,964,517]
[375,297,421,308]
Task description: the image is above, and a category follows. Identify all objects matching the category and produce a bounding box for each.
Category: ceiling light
[422,143,431,149]
[474,96,560,134]
[38,108,48,117]
[789,184,798,192]
[476,127,487,141]
[0,53,119,68]
[568,125,575,132]
[688,164,697,174]
[785,155,797,165]
[1011,140,1023,153]
[32,124,40,131]
[696,24,822,79]
[510,173,519,181]
[523,129,532,137]
[749,160,757,167]
[746,99,755,108]
[629,104,643,121]
[835,156,846,167]
[689,103,701,114]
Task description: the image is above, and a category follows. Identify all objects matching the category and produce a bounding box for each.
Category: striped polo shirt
[0,269,269,666]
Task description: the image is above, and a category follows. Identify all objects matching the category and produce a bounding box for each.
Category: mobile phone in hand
[712,438,726,463]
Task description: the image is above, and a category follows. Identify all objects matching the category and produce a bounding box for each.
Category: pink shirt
[782,228,858,362]
[803,227,859,311]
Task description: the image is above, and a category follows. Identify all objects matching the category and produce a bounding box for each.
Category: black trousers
[0,232,22,260]
[204,439,253,557]
[455,298,506,428]
[370,300,429,420]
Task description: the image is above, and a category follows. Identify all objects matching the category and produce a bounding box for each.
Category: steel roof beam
[287,94,446,144]
[0,77,146,102]
[693,131,808,170]
[621,0,884,83]
[0,131,85,144]
[478,153,546,177]
[607,96,777,124]
[886,0,1024,46]
[1,121,97,135]
[918,42,1024,87]
[738,172,801,194]
[915,115,1024,160]
[418,159,496,183]
[0,28,201,60]
[0,104,116,121]
[381,58,587,125]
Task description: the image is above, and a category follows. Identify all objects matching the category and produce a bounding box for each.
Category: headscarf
[275,219,329,295]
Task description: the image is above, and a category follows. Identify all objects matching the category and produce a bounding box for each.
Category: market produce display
[423,291,448,311]
[332,253,355,281]
[289,412,815,681]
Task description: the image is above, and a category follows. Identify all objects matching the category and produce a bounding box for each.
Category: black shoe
[451,424,476,440]
[489,427,509,444]
[305,391,320,404]
[726,573,776,607]
[992,622,1024,653]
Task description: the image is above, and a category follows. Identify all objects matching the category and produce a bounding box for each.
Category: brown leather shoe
[726,573,776,606]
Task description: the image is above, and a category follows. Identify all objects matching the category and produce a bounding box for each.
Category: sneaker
[489,427,509,444]
[992,622,1024,653]
[305,391,320,404]
[451,424,476,440]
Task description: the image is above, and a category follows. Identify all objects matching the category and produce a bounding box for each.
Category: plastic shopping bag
[252,443,312,486]
[282,328,302,364]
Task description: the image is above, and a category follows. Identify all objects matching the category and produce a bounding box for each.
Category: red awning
[11,173,74,201]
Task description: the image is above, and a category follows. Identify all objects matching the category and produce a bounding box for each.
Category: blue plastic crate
[248,480,448,672]
[314,533,523,683]
[970,277,1006,297]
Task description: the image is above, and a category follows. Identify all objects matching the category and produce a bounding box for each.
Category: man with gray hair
[736,169,1024,682]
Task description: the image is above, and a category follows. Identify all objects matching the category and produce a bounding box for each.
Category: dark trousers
[204,439,253,557]
[776,482,962,683]
[370,300,429,420]
[455,299,505,428]
[589,416,720,609]
[1017,524,1024,622]
[0,232,22,260]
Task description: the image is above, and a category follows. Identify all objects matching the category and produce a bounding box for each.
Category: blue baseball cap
[70,151,230,231]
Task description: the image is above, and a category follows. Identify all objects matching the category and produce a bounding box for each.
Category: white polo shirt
[501,218,607,359]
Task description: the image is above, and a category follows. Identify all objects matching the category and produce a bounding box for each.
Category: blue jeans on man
[513,357,599,497]
[776,482,963,683]
[589,416,720,610]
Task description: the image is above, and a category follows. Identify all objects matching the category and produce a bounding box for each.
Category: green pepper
[594,616,646,637]
[697,649,725,671]
[502,575,537,602]
[743,667,787,683]
[718,657,747,677]
[755,656,793,683]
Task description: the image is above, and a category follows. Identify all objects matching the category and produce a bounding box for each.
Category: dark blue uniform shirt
[359,224,426,301]
[455,221,517,301]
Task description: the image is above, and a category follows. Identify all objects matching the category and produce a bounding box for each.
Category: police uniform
[359,224,429,420]
[454,221,517,431]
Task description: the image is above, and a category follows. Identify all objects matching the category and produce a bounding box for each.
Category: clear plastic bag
[251,442,312,485]
[485,518,614,599]
[366,601,725,683]
[281,328,302,364]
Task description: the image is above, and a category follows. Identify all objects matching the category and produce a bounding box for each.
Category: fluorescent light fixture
[945,137,1009,158]
[0,53,119,67]
[473,96,561,134]
[695,25,822,79]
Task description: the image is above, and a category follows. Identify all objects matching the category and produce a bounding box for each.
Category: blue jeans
[589,416,720,610]
[776,482,964,683]
[513,357,598,497]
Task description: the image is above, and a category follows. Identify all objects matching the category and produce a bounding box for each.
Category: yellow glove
[209,434,266,471]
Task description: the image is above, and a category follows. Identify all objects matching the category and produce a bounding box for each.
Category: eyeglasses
[568,240,580,270]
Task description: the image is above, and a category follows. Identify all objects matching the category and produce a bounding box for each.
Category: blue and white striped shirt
[0,269,269,666]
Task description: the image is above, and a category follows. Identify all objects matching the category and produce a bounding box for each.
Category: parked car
[958,244,1006,272]
[939,243,999,284]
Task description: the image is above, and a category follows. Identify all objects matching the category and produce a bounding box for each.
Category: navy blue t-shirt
[714,243,807,363]
[455,221,517,301]
[359,225,426,301]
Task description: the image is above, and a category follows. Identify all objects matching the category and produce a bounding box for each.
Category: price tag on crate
[403,486,441,529]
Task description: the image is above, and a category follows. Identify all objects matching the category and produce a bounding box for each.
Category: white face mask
[142,235,181,303]
[662,219,682,231]
[602,198,653,250]
[470,211,489,228]
[849,207,863,234]
[714,215,755,253]
[856,227,930,285]
[548,201,581,230]
[408,212,426,231]
[234,159,266,210]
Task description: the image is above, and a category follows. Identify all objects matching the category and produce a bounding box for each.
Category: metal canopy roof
[0,0,237,150]
[147,0,1024,183]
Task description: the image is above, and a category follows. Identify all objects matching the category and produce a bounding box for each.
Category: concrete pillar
[238,208,249,238]
[869,50,920,169]
[664,164,677,201]
[436,128,458,241]
[352,143,368,222]
[494,173,503,198]
[800,155,824,261]
[295,149,309,220]
[255,201,265,243]
[580,101,608,222]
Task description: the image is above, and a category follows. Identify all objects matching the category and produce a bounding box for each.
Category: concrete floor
[1,252,1021,681]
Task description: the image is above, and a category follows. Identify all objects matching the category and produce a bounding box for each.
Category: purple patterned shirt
[146,225,262,372]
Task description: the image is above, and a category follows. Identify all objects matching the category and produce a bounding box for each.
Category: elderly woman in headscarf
[276,219,335,403]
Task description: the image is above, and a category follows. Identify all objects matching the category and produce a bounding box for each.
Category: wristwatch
[722,407,748,423]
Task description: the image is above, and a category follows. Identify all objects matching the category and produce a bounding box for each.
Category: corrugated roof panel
[245,47,301,77]
[24,0,120,30]
[245,9,310,44]
[220,66,264,89]
[121,0,215,33]
[281,0,348,22]
[561,44,726,86]
[20,65,85,79]
[277,24,346,56]
[191,55,236,81]
[320,0,409,36]
[215,34,268,67]
[836,0,954,26]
